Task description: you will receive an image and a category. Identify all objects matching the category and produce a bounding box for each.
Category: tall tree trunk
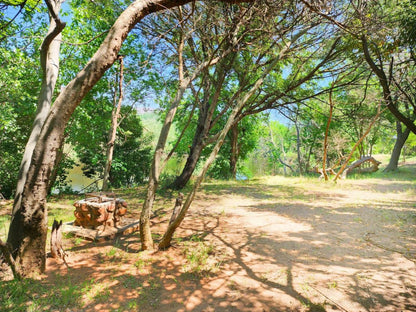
[6,0,198,278]
[139,26,228,250]
[46,145,65,195]
[322,83,335,181]
[294,119,303,175]
[159,54,282,248]
[102,56,124,191]
[229,123,239,179]
[13,0,65,215]
[361,36,416,134]
[171,53,233,189]
[140,82,188,250]
[140,17,188,251]
[384,122,410,172]
[171,81,213,189]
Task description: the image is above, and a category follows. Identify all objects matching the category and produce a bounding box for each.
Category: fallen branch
[307,283,350,312]
[334,103,385,182]
[364,232,415,264]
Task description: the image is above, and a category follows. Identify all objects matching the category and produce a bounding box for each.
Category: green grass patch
[0,275,84,312]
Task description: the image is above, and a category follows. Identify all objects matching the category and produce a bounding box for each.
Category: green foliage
[396,0,416,47]
[71,105,152,188]
[0,23,42,197]
[208,115,264,179]
[245,119,297,176]
[407,132,416,153]
[0,0,39,7]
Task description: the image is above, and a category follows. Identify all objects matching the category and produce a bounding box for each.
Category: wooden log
[169,193,184,226]
[96,206,109,223]
[117,207,127,216]
[315,167,336,179]
[73,196,128,229]
[106,202,116,212]
[50,219,65,260]
[345,156,381,174]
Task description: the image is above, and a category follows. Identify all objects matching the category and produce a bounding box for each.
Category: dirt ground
[2,166,416,312]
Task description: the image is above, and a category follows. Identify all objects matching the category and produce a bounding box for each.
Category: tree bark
[159,54,282,249]
[171,53,234,189]
[102,56,124,191]
[7,0,200,277]
[322,83,335,181]
[13,0,65,215]
[229,123,239,179]
[294,118,304,175]
[50,219,64,259]
[46,144,65,195]
[384,122,410,172]
[361,36,416,134]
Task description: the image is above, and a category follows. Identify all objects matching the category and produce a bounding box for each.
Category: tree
[12,0,65,214]
[301,0,416,171]
[102,56,124,191]
[266,120,295,175]
[158,9,347,247]
[209,114,263,180]
[4,0,253,278]
[159,45,286,248]
[171,1,344,188]
[138,3,240,250]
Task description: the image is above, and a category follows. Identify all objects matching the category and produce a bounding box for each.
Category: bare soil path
[1,168,415,312]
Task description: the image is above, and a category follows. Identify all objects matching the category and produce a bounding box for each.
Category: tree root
[364,232,415,264]
[0,238,21,279]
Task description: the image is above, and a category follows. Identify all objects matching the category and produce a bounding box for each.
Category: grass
[0,275,84,311]
[182,235,217,275]
[0,215,9,241]
[0,161,415,311]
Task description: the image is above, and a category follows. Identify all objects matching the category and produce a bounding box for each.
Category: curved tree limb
[7,0,255,277]
[362,36,416,133]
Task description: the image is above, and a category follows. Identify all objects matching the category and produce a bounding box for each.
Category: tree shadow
[14,174,414,311]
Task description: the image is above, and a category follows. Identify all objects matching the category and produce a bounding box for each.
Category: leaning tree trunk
[159,55,282,248]
[13,0,65,215]
[384,122,410,172]
[171,129,207,189]
[102,56,124,191]
[361,36,416,134]
[171,54,232,190]
[139,29,228,250]
[334,103,384,182]
[6,0,197,278]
